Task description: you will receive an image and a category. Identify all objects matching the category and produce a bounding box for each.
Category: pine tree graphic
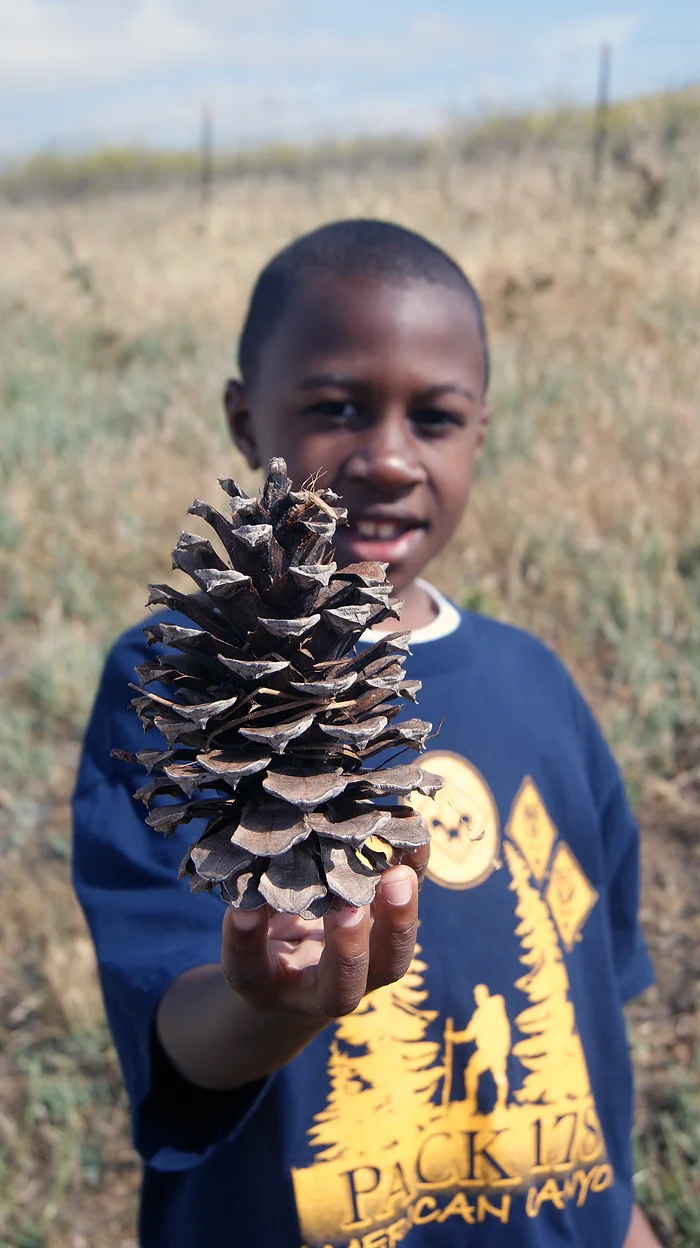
[505,843,591,1105]
[309,948,443,1161]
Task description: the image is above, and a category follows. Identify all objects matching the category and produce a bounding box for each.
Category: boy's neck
[371,578,438,634]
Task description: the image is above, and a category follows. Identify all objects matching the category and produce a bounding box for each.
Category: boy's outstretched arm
[156,856,424,1091]
[624,1206,662,1248]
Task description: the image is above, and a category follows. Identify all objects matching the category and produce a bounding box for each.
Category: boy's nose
[344,413,425,492]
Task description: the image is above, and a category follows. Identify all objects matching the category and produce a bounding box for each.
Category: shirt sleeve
[597,775,655,1002]
[571,685,655,1003]
[72,620,271,1172]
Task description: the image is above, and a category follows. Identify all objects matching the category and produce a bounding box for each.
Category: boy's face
[226,274,492,596]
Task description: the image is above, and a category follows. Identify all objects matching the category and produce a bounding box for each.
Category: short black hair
[238,218,490,393]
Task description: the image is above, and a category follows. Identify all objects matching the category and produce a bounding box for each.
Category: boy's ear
[475,399,494,457]
[224,379,262,470]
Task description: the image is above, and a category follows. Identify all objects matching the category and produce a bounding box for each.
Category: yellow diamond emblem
[506,777,557,881]
[545,842,599,952]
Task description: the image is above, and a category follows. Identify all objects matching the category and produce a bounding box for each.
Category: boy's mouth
[340,516,426,565]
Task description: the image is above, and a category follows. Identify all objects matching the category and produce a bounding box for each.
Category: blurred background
[1,2,699,1245]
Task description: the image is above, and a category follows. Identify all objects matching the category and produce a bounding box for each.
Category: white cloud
[0,0,215,89]
[536,11,645,60]
[0,0,488,92]
[0,0,493,152]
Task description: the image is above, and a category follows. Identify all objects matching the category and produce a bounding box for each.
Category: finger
[396,842,430,890]
[220,905,275,1004]
[366,865,418,992]
[315,904,372,1017]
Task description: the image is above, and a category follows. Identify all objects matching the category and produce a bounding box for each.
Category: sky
[1,0,698,157]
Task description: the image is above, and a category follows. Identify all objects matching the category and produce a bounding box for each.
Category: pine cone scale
[320,839,378,907]
[198,749,271,777]
[188,829,253,882]
[234,795,310,857]
[259,845,326,914]
[261,767,349,808]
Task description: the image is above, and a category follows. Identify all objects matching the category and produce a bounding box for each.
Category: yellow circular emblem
[411,751,501,890]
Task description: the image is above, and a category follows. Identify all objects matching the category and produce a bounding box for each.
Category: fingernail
[331,904,364,928]
[230,908,262,931]
[381,876,413,906]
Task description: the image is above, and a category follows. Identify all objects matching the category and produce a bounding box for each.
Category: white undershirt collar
[361,578,461,646]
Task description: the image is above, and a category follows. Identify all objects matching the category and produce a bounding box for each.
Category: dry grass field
[1,119,699,1245]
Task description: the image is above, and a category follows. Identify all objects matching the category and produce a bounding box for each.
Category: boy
[73,220,660,1247]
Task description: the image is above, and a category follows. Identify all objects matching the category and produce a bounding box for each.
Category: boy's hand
[157,847,429,1090]
[221,847,428,1020]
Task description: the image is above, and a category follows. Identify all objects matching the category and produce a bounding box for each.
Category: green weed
[635,1075,700,1246]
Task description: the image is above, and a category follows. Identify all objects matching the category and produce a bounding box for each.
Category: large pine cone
[115,458,442,918]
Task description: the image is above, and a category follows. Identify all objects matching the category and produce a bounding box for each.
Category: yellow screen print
[292,756,607,1248]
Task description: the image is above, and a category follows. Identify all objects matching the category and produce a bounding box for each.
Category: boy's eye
[412,408,464,433]
[304,399,360,422]
[302,400,465,433]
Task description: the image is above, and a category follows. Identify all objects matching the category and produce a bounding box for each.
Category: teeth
[356,520,404,540]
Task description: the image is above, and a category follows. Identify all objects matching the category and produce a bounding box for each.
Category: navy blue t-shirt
[72,607,653,1248]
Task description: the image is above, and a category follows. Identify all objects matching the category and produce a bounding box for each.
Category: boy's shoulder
[104,610,187,674]
[424,603,576,687]
[412,604,605,762]
[80,611,187,780]
[467,607,594,720]
[450,609,623,801]
[463,607,560,662]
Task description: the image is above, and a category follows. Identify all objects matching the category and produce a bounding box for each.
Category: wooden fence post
[592,43,612,184]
